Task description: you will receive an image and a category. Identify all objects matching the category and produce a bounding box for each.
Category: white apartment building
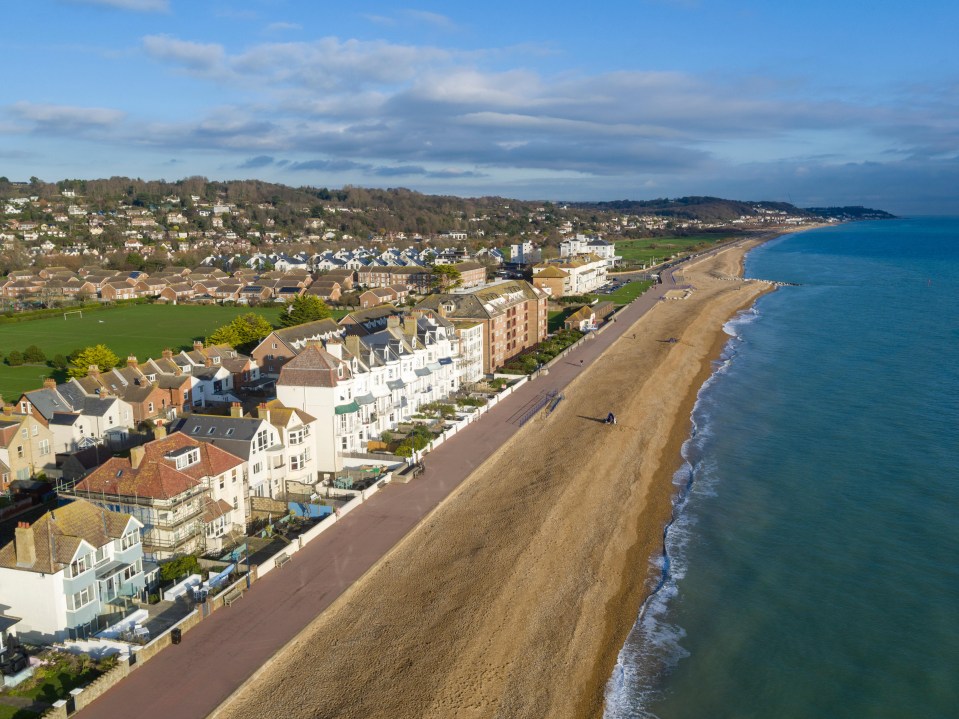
[277,313,461,471]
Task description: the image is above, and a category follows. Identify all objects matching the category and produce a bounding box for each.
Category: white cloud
[10,101,125,129]
[142,35,225,73]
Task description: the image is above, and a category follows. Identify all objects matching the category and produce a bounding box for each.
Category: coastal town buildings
[415,280,548,374]
[276,312,461,470]
[67,431,248,560]
[0,499,148,643]
[0,411,56,489]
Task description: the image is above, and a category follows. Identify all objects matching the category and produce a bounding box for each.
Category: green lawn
[548,308,576,333]
[0,704,40,719]
[0,304,285,400]
[615,235,731,267]
[605,280,653,305]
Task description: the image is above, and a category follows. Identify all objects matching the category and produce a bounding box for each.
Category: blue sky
[2,0,958,214]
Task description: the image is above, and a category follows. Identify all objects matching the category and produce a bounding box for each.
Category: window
[118,532,139,551]
[39,439,51,456]
[32,425,39,436]
[17,445,24,459]
[69,586,95,611]
[219,477,225,490]
[21,428,27,440]
[68,553,93,578]
[148,402,154,413]
[253,462,262,474]
[95,545,109,565]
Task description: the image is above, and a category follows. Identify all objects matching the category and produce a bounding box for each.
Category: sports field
[615,235,733,267]
[0,304,284,400]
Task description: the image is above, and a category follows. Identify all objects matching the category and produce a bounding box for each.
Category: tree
[278,295,332,328]
[50,353,69,371]
[6,350,24,366]
[23,345,46,364]
[68,344,120,378]
[207,312,273,351]
[430,264,462,291]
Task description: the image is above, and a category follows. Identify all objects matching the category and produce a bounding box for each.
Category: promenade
[78,267,688,719]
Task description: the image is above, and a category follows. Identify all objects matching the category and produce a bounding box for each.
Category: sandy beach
[215,240,774,719]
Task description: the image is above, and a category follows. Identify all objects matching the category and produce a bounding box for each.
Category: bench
[223,588,244,607]
[275,553,291,569]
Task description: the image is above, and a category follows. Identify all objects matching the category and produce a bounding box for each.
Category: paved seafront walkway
[79,267,691,719]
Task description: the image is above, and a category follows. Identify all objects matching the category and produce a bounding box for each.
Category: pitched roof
[0,499,137,575]
[276,344,346,388]
[75,433,244,500]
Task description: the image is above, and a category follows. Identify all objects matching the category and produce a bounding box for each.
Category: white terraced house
[277,312,461,471]
[0,499,148,643]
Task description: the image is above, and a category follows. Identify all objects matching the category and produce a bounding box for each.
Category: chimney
[130,446,145,469]
[258,403,271,423]
[154,424,167,440]
[193,340,203,352]
[127,355,138,369]
[205,357,213,367]
[325,341,342,359]
[230,402,243,418]
[345,334,362,359]
[162,348,173,360]
[387,316,401,329]
[404,317,418,338]
[14,522,36,568]
[88,365,100,378]
[43,378,57,390]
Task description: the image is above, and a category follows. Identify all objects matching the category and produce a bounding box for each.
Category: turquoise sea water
[604,218,959,719]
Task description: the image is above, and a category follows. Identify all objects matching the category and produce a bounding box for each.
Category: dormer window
[166,446,201,469]
[213,357,220,364]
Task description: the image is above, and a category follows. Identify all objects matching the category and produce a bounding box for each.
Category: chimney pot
[230,402,243,418]
[193,341,203,351]
[162,348,173,360]
[43,378,57,390]
[127,355,138,368]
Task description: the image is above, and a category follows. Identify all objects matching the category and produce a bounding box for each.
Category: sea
[603,217,959,719]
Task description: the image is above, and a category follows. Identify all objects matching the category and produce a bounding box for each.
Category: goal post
[63,310,83,320]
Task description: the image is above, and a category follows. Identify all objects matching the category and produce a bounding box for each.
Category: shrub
[6,350,24,366]
[23,345,46,364]
[160,554,200,582]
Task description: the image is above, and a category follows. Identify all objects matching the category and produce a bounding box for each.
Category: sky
[2,1,958,214]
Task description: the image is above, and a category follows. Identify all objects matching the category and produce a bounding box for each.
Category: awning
[387,379,405,390]
[95,560,128,580]
[355,393,376,405]
[415,367,432,377]
[427,362,442,371]
[439,357,453,365]
[335,401,360,415]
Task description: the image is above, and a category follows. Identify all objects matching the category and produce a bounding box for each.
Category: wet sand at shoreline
[215,241,774,719]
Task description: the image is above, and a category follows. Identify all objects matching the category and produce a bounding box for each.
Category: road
[78,261,693,719]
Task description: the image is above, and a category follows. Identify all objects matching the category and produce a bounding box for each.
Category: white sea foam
[604,308,758,717]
